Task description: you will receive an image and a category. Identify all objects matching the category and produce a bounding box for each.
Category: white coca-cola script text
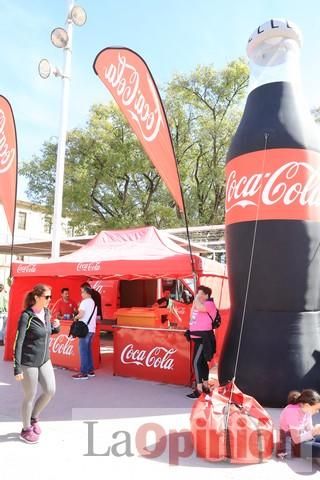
[226,161,320,211]
[49,334,75,356]
[17,264,37,274]
[104,53,163,142]
[120,343,176,370]
[76,262,101,272]
[0,109,15,174]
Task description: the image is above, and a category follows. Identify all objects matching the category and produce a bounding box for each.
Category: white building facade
[0,200,73,285]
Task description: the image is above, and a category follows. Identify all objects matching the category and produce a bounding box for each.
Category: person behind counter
[14,284,60,444]
[153,289,171,308]
[52,287,77,320]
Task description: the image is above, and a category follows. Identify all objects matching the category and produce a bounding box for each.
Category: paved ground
[0,335,319,479]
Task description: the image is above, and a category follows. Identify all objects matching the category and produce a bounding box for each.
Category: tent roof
[12,226,226,280]
[0,231,213,257]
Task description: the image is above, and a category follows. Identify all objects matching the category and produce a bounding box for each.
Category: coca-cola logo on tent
[76,261,101,272]
[120,343,176,370]
[226,149,320,224]
[16,264,37,274]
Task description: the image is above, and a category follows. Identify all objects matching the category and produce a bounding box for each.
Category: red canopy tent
[4,226,229,361]
[10,226,226,279]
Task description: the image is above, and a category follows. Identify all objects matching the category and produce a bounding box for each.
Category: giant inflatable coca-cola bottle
[219,19,320,406]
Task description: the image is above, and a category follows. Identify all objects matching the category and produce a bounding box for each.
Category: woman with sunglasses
[13,284,60,444]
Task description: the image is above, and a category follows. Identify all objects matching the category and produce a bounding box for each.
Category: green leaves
[165,59,249,225]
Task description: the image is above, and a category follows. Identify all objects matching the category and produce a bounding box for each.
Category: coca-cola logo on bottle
[103,53,163,143]
[120,343,176,370]
[16,264,37,274]
[76,261,101,272]
[49,334,75,356]
[226,150,320,224]
[0,109,15,175]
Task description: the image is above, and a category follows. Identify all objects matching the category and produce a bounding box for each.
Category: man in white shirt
[72,285,97,380]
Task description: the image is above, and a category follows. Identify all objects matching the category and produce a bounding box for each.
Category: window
[16,255,24,261]
[43,216,52,234]
[17,211,27,230]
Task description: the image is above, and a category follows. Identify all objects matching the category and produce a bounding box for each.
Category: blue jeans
[299,435,320,459]
[278,431,320,459]
[79,332,94,374]
[0,313,7,342]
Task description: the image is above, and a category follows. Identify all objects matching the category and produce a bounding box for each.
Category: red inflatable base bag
[190,382,274,464]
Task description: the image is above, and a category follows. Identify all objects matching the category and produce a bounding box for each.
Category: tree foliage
[165,59,249,224]
[20,59,249,231]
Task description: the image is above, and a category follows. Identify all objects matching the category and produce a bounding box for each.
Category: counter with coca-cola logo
[49,320,100,371]
[113,325,191,385]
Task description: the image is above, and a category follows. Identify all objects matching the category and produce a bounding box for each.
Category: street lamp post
[38,1,87,258]
[51,1,73,259]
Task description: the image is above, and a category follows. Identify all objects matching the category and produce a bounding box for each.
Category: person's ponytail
[287,390,301,404]
[287,389,320,405]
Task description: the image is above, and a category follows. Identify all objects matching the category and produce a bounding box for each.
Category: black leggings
[192,338,209,384]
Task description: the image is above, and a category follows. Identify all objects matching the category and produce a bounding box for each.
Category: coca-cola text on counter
[120,343,176,370]
[49,334,75,357]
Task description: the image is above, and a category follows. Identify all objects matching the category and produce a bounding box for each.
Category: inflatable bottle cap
[247,19,302,59]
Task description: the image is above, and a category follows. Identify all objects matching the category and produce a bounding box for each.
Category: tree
[21,59,249,230]
[20,104,180,233]
[165,59,249,225]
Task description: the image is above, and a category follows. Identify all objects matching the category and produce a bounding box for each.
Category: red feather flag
[0,96,17,235]
[93,47,184,212]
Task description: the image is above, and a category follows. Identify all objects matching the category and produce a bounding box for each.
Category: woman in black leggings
[186,285,217,398]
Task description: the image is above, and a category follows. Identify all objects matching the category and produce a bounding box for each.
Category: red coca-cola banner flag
[93,47,184,211]
[0,96,17,234]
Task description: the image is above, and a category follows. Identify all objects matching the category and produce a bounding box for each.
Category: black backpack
[208,308,222,329]
[68,305,96,338]
[212,309,222,329]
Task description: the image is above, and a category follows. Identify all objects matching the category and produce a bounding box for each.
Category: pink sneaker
[31,417,41,435]
[20,427,39,444]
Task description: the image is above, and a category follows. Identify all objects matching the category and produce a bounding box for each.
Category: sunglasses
[42,295,52,300]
